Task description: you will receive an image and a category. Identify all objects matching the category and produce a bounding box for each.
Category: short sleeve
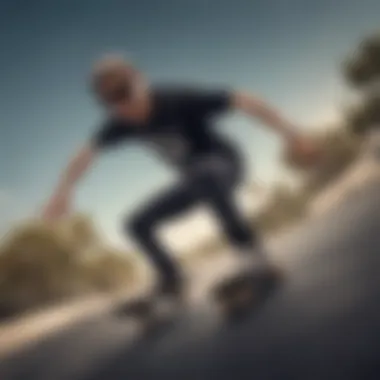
[91,119,134,150]
[180,87,232,117]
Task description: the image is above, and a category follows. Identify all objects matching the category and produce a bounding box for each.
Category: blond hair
[90,54,135,94]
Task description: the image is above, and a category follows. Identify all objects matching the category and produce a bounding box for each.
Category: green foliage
[0,215,140,319]
[343,32,380,88]
[346,95,380,135]
[343,31,380,135]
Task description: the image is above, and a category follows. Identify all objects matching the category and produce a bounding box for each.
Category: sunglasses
[96,67,139,107]
[99,82,133,106]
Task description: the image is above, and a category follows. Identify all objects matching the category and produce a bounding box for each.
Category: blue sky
[1,0,380,246]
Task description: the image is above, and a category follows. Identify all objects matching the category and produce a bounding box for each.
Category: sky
[1,0,380,250]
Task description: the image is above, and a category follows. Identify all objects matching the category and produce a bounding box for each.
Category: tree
[0,215,140,319]
[343,31,380,135]
[346,94,380,135]
[343,32,380,88]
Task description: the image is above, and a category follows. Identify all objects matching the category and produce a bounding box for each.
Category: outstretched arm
[42,144,97,220]
[231,91,300,141]
[186,87,303,141]
[42,118,133,221]
[230,90,320,164]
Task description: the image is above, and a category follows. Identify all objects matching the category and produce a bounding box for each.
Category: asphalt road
[2,179,380,380]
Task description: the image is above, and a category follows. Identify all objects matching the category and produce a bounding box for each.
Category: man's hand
[284,134,322,168]
[232,91,322,166]
[41,145,96,222]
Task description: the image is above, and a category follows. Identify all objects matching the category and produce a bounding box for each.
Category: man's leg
[126,182,200,293]
[187,155,261,256]
[126,154,265,294]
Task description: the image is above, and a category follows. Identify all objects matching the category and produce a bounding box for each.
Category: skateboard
[212,266,283,323]
[114,265,284,331]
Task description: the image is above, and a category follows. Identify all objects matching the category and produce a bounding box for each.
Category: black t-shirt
[91,86,236,168]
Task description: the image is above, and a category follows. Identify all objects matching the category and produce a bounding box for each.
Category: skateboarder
[42,55,318,315]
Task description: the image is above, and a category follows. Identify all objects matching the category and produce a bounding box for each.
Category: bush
[344,51,378,88]
[346,95,380,135]
[0,215,139,319]
[362,33,380,69]
[343,32,380,88]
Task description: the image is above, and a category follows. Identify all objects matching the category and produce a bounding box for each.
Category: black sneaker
[149,274,187,321]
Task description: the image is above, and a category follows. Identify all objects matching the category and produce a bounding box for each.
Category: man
[43,55,317,311]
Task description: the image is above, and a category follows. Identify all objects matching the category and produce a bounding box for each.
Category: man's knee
[191,171,230,202]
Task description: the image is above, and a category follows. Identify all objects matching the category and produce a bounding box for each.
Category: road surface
[1,179,380,380]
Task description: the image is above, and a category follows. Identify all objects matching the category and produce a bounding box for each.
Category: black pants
[126,150,259,285]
